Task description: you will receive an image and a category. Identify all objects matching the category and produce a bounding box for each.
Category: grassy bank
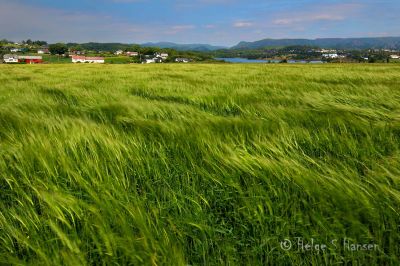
[0,64,399,265]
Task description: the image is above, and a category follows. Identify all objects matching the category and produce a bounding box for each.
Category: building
[142,53,166,64]
[71,56,104,64]
[69,50,85,55]
[71,56,86,63]
[143,58,156,64]
[3,54,19,63]
[320,49,337,53]
[37,48,49,54]
[157,53,169,60]
[18,55,43,64]
[175,58,191,63]
[10,48,21,53]
[85,57,105,63]
[390,55,400,59]
[322,53,339,59]
[126,52,139,57]
[115,50,124,55]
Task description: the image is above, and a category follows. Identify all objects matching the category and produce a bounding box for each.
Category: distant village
[2,47,193,64]
[1,39,400,64]
[0,40,200,65]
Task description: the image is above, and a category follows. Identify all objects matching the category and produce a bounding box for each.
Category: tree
[0,49,4,64]
[141,47,160,55]
[368,57,376,63]
[130,44,141,53]
[0,39,9,44]
[33,40,48,46]
[70,44,83,53]
[49,43,68,55]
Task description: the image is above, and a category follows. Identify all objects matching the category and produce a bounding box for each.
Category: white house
[85,57,105,63]
[320,49,337,53]
[71,56,104,64]
[143,58,155,64]
[10,48,21,53]
[322,53,339,59]
[159,53,169,60]
[115,50,124,55]
[390,55,400,59]
[3,54,19,63]
[37,48,49,54]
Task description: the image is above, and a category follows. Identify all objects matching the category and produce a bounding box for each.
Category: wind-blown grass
[0,64,399,265]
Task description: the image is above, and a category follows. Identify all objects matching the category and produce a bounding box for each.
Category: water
[216,58,325,64]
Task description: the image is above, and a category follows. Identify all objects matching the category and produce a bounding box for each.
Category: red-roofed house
[72,56,104,64]
[71,56,86,63]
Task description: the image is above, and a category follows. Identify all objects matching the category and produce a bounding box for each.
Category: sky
[0,0,399,46]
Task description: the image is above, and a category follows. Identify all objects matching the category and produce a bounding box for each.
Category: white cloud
[272,4,361,26]
[0,1,195,43]
[233,21,253,28]
[171,25,196,31]
[273,14,344,25]
[164,25,196,35]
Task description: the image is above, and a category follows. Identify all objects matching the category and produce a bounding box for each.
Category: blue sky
[0,0,399,46]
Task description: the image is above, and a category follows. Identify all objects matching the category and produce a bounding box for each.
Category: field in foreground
[0,64,399,265]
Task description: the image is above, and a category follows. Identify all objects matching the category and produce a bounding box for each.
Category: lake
[216,58,325,64]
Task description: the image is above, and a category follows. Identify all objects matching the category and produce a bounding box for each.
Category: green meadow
[0,64,399,265]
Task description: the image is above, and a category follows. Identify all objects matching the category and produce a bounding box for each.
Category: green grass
[0,64,399,265]
[41,55,72,64]
[105,56,134,64]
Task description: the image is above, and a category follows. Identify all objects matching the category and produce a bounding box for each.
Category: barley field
[0,64,399,265]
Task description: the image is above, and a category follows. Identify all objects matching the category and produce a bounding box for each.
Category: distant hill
[141,42,226,51]
[64,37,400,53]
[232,37,400,50]
[64,42,226,52]
[67,42,132,52]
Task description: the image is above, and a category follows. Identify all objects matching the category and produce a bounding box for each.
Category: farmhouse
[37,48,49,54]
[158,53,169,60]
[71,56,104,64]
[142,53,167,64]
[18,56,43,64]
[390,55,400,59]
[115,50,124,55]
[3,54,19,63]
